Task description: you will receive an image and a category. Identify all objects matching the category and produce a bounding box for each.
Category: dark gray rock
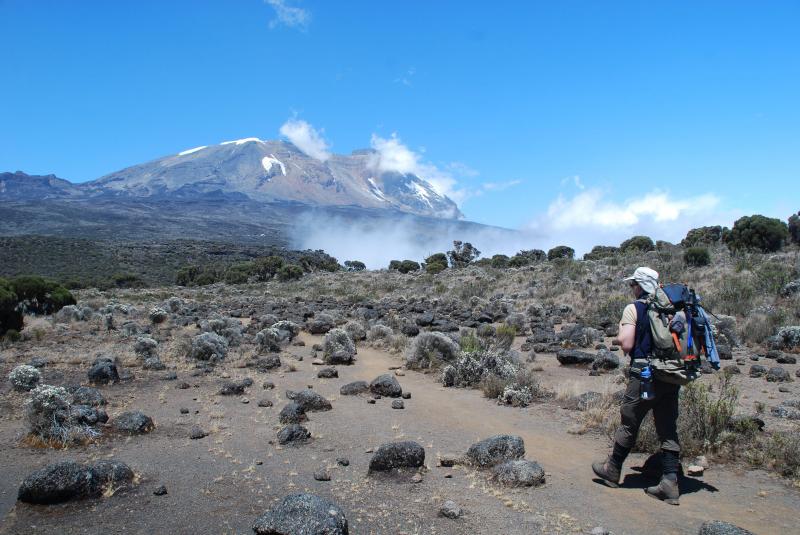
[401,323,420,337]
[317,367,338,378]
[252,355,282,372]
[17,461,94,504]
[112,411,154,434]
[698,520,755,535]
[562,391,602,411]
[89,460,134,494]
[70,405,108,426]
[771,405,800,420]
[466,435,525,468]
[339,381,369,396]
[776,354,797,364]
[277,424,311,445]
[722,365,740,375]
[279,402,308,424]
[766,367,791,382]
[69,386,106,406]
[313,468,331,481]
[323,328,357,365]
[439,500,462,519]
[190,426,207,439]
[258,399,273,408]
[253,493,348,535]
[556,349,595,366]
[87,361,119,385]
[749,364,768,378]
[307,313,336,334]
[368,441,425,472]
[219,379,250,396]
[492,460,546,487]
[591,350,620,371]
[391,399,405,409]
[292,390,332,412]
[153,485,168,496]
[369,374,402,398]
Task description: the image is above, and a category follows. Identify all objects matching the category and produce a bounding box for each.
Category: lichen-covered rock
[112,411,154,434]
[466,435,525,468]
[69,386,106,406]
[253,493,348,535]
[143,357,165,370]
[556,349,595,366]
[766,366,791,382]
[591,350,620,371]
[200,317,243,347]
[768,326,800,350]
[317,367,338,378]
[133,336,158,358]
[55,305,84,323]
[8,365,41,392]
[279,402,308,424]
[369,374,402,398]
[70,405,108,426]
[323,328,356,365]
[406,332,460,369]
[190,332,228,363]
[17,459,134,504]
[698,521,755,535]
[272,320,300,341]
[277,424,311,445]
[148,307,169,324]
[88,360,119,385]
[292,390,332,412]
[368,441,425,472]
[307,313,336,335]
[492,460,545,487]
[339,381,369,396]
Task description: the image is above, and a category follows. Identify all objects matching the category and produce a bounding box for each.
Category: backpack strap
[631,299,651,361]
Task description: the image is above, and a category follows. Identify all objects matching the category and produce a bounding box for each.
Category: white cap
[623,266,659,294]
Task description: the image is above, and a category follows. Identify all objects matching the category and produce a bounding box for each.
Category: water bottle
[640,365,655,400]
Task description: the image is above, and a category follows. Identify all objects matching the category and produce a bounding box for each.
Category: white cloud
[279,118,331,161]
[368,133,465,203]
[526,187,730,254]
[265,0,311,30]
[482,180,522,192]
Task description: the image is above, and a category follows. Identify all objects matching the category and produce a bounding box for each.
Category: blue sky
[1,0,798,250]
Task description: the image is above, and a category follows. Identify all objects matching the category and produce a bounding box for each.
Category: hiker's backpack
[640,284,706,385]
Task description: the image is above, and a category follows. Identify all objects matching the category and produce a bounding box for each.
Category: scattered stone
[277,424,311,445]
[112,411,154,434]
[180,407,189,414]
[340,381,369,396]
[336,458,349,467]
[87,360,120,385]
[370,374,403,398]
[492,460,546,487]
[133,336,159,358]
[439,500,462,519]
[279,402,308,424]
[258,399,273,408]
[439,454,463,467]
[190,426,207,439]
[749,365,768,378]
[263,381,275,390]
[722,365,740,375]
[698,521,755,535]
[366,399,376,404]
[368,441,425,472]
[591,528,610,535]
[28,356,48,368]
[17,460,134,504]
[410,473,423,483]
[766,367,791,382]
[777,354,797,364]
[562,391,602,411]
[292,390,332,412]
[162,371,178,380]
[465,435,525,468]
[556,349,595,366]
[401,392,411,399]
[219,379,251,396]
[313,468,331,481]
[317,367,338,378]
[687,465,705,476]
[391,400,405,409]
[252,354,282,372]
[153,485,168,496]
[178,382,191,390]
[252,493,348,535]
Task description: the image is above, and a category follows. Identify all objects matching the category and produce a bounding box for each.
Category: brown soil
[1,331,798,535]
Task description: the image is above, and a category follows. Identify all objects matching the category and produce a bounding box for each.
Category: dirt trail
[1,333,798,535]
[352,340,799,535]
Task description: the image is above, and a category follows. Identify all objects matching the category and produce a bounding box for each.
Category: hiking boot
[645,476,680,505]
[592,458,621,488]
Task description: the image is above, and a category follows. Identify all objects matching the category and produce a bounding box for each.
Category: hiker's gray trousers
[614,375,681,453]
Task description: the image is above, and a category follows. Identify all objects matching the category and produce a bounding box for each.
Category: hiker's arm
[615,324,635,355]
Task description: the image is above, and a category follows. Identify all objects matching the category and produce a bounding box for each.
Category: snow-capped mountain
[82,138,462,219]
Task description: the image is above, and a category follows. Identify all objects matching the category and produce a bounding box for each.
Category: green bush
[0,278,23,336]
[508,249,546,267]
[424,253,448,274]
[9,276,75,315]
[4,329,21,343]
[495,324,517,351]
[176,265,199,286]
[620,235,655,253]
[724,214,789,252]
[788,212,800,245]
[277,264,304,282]
[490,254,510,268]
[547,245,574,261]
[194,271,219,286]
[583,245,618,261]
[399,260,421,273]
[111,272,144,288]
[299,252,340,272]
[344,260,366,272]
[447,241,481,268]
[682,225,727,247]
[684,247,711,267]
[253,256,284,281]
[224,268,250,284]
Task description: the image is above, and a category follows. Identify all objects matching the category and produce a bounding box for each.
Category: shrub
[508,249,546,267]
[424,253,448,274]
[298,251,340,272]
[619,235,655,253]
[447,241,481,268]
[547,245,574,261]
[495,324,517,351]
[224,267,250,284]
[789,212,800,245]
[277,264,304,282]
[489,254,509,268]
[10,276,75,315]
[586,294,629,329]
[398,260,421,273]
[194,271,219,286]
[682,225,727,247]
[406,332,460,369]
[344,260,366,272]
[0,278,23,336]
[111,273,144,288]
[253,256,284,281]
[583,245,618,261]
[724,214,790,252]
[176,265,199,286]
[684,247,711,267]
[9,364,41,391]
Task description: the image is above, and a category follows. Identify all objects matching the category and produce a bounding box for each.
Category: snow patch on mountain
[367,178,388,202]
[221,137,264,146]
[178,146,207,156]
[261,155,286,176]
[412,182,433,207]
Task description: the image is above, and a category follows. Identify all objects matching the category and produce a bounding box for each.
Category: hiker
[592,266,682,505]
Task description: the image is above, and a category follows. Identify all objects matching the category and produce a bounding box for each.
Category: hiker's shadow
[620,471,718,495]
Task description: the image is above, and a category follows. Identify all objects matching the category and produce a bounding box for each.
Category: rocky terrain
[2,246,799,534]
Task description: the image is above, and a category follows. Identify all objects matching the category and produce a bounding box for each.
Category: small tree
[619,235,655,253]
[583,245,618,261]
[398,260,421,273]
[508,249,546,267]
[724,214,789,252]
[682,225,726,247]
[447,241,481,268]
[424,253,448,274]
[253,256,284,281]
[0,278,23,336]
[176,265,199,286]
[277,264,304,282]
[788,212,800,245]
[684,247,711,267]
[547,245,574,261]
[344,260,366,272]
[490,254,510,268]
